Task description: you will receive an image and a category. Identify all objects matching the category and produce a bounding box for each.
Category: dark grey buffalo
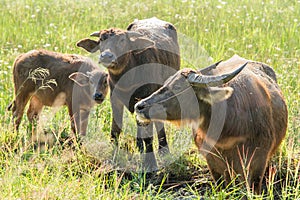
[8,49,108,136]
[135,55,288,193]
[76,17,180,170]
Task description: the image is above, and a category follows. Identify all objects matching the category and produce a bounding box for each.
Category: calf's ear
[69,72,90,87]
[76,38,99,53]
[202,86,234,104]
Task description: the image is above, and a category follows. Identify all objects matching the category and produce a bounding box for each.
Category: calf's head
[76,28,154,74]
[69,70,108,104]
[135,62,247,125]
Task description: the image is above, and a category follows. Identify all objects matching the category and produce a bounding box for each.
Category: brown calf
[8,49,108,137]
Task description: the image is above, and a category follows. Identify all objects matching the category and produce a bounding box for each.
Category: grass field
[0,0,299,199]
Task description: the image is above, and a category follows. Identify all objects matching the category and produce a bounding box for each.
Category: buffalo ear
[127,31,154,50]
[69,72,90,87]
[202,86,234,104]
[76,38,99,53]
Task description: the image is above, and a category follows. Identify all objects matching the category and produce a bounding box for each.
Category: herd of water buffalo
[7,17,288,194]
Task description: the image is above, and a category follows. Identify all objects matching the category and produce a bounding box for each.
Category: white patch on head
[170,117,203,130]
[136,113,151,125]
[202,86,234,104]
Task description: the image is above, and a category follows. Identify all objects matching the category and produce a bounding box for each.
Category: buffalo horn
[188,62,248,87]
[90,31,100,37]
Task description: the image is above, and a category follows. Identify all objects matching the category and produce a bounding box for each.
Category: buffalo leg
[206,158,225,184]
[248,151,269,194]
[205,148,230,188]
[79,109,90,136]
[233,146,269,194]
[13,93,31,131]
[27,96,43,123]
[137,122,158,171]
[154,121,170,155]
[210,167,224,186]
[27,96,43,137]
[110,96,124,145]
[67,102,82,145]
[67,104,77,134]
[72,106,81,138]
[136,121,145,153]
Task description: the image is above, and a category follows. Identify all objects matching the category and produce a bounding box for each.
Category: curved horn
[198,60,223,75]
[188,62,248,87]
[90,31,100,37]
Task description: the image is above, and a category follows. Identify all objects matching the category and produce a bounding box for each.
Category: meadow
[0,0,299,199]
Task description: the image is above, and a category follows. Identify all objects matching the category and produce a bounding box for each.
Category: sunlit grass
[0,0,299,199]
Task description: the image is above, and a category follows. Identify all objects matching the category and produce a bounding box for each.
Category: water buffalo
[135,55,288,193]
[8,49,108,137]
[76,17,180,171]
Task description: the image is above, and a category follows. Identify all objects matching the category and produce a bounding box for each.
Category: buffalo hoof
[158,146,170,157]
[141,152,158,172]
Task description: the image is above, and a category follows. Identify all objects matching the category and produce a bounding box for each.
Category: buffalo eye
[100,34,108,41]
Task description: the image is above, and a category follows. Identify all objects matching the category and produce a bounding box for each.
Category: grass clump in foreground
[0,0,299,199]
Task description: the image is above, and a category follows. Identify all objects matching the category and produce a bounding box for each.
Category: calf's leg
[13,93,31,131]
[27,96,44,136]
[27,96,43,123]
[67,103,85,146]
[79,109,90,136]
[71,105,81,137]
[67,104,76,134]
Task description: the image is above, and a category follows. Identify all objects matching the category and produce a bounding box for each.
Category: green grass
[0,0,299,199]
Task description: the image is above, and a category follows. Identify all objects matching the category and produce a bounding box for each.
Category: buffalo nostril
[100,53,106,60]
[99,52,116,66]
[101,51,113,58]
[93,93,103,100]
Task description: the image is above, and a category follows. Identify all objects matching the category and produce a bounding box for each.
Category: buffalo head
[69,70,108,104]
[135,62,247,125]
[76,28,154,74]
